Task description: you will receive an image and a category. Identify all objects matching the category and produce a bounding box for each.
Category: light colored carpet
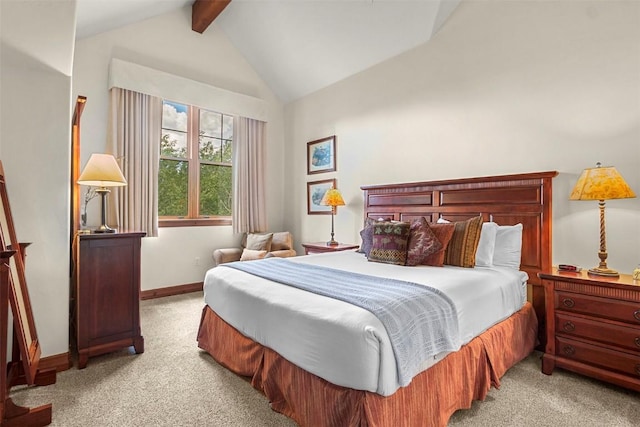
[10,292,639,426]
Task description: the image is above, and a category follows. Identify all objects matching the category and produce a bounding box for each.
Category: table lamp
[320,187,345,246]
[570,162,636,277]
[77,153,127,233]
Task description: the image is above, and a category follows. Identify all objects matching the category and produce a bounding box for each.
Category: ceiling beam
[192,0,232,34]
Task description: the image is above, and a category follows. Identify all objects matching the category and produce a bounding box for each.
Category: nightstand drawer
[555,336,640,378]
[555,312,640,352]
[555,291,640,325]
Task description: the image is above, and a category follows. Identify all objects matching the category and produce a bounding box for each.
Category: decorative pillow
[270,232,292,251]
[245,233,273,251]
[406,218,443,266]
[359,226,375,256]
[240,249,268,261]
[493,223,523,269]
[444,215,484,268]
[422,223,456,267]
[368,221,411,266]
[475,221,499,267]
[357,217,375,255]
[358,217,388,256]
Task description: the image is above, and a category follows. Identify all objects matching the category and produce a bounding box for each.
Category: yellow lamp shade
[320,188,345,207]
[569,162,636,277]
[570,164,635,201]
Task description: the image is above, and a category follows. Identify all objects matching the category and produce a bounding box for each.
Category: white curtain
[107,88,162,237]
[232,117,267,233]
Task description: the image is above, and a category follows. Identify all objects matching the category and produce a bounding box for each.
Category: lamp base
[588,267,619,277]
[326,240,339,246]
[94,224,116,234]
[94,187,116,233]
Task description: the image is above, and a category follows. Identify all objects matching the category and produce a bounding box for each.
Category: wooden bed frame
[361,170,558,348]
[197,170,558,427]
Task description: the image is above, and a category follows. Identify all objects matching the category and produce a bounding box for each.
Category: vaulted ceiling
[76,0,462,102]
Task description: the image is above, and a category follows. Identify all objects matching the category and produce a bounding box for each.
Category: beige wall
[285,0,640,272]
[72,6,286,291]
[0,0,76,356]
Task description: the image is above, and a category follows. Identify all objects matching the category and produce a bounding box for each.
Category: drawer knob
[562,345,575,356]
[563,321,575,332]
[635,337,640,348]
[562,298,575,308]
[634,310,640,322]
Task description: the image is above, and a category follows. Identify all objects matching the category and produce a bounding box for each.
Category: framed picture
[307,135,336,175]
[307,179,336,215]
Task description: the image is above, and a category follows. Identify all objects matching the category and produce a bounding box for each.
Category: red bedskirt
[197,302,537,427]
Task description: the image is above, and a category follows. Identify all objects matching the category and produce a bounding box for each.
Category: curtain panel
[233,117,267,234]
[108,88,162,237]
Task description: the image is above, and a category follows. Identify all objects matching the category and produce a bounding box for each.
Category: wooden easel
[0,161,54,426]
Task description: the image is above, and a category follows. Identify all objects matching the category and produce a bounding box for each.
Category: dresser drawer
[555,312,640,352]
[555,291,640,325]
[555,336,640,378]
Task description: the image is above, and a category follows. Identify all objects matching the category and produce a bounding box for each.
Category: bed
[197,171,557,427]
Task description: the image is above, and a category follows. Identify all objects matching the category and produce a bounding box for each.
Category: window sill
[159,218,231,227]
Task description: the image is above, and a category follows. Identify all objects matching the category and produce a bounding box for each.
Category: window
[159,100,233,226]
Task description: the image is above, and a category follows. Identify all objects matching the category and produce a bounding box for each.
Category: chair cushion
[240,249,268,261]
[271,232,293,251]
[246,233,273,251]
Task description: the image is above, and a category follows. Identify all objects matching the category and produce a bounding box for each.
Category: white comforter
[203,251,528,396]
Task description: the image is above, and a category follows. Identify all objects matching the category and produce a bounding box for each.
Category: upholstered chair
[212,231,296,265]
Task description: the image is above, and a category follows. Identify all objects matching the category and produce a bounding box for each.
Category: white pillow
[493,224,523,269]
[436,217,450,224]
[475,222,499,267]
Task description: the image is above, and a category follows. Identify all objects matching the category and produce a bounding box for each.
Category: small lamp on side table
[320,187,345,246]
[570,162,636,277]
[77,153,127,233]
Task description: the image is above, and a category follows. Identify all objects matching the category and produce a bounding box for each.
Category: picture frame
[307,179,336,215]
[307,135,336,175]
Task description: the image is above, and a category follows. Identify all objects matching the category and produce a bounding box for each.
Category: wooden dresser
[72,232,146,368]
[539,268,640,391]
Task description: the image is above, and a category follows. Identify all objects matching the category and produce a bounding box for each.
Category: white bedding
[203,251,528,396]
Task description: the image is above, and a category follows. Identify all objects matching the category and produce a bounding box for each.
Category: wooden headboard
[361,171,558,345]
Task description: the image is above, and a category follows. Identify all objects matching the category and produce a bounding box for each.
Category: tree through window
[159,100,232,225]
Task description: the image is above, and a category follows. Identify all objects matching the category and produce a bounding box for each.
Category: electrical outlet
[195,257,201,266]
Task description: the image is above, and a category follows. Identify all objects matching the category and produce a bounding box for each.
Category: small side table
[302,242,360,255]
[538,268,640,392]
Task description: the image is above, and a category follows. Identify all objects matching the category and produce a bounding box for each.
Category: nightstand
[302,242,360,255]
[538,268,640,391]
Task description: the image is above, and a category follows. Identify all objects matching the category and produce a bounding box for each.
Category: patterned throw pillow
[358,217,377,256]
[422,223,456,267]
[444,215,484,268]
[406,218,443,266]
[368,221,411,266]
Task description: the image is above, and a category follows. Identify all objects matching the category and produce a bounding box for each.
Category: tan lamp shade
[77,153,127,187]
[570,164,635,201]
[320,188,345,207]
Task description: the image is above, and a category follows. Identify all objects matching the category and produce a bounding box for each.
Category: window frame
[159,101,232,228]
